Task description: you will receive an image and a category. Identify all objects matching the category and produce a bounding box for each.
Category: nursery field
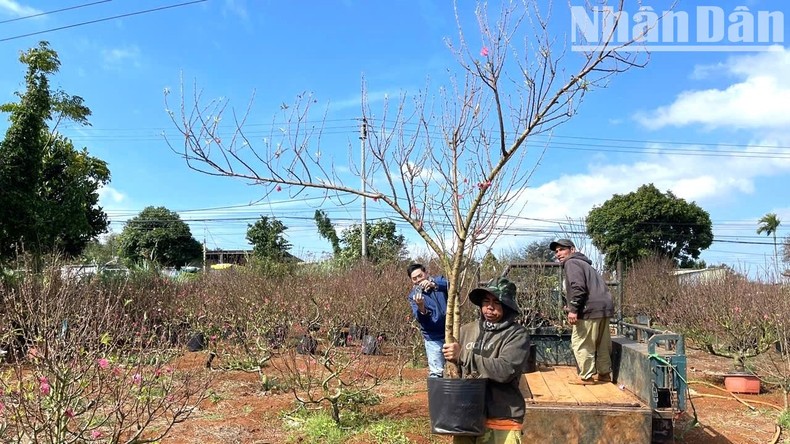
[156,346,787,444]
[2,262,788,443]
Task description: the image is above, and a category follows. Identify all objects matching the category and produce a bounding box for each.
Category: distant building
[204,249,301,266]
[672,266,730,285]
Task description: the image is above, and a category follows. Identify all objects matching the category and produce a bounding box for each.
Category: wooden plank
[553,366,602,404]
[524,366,644,407]
[539,368,577,403]
[523,372,553,403]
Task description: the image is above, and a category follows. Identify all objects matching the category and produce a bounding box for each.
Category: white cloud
[506,140,790,231]
[98,185,126,205]
[101,46,142,71]
[0,0,40,16]
[636,47,790,130]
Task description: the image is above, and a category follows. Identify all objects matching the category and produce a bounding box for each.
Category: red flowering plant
[0,266,212,443]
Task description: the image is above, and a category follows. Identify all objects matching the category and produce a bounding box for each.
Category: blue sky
[0,0,788,274]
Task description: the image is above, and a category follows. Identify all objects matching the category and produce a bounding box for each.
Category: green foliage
[338,221,406,264]
[246,216,292,260]
[779,409,790,430]
[365,420,413,444]
[118,206,202,267]
[81,233,122,265]
[287,412,348,444]
[37,135,110,256]
[479,250,501,282]
[0,41,106,263]
[586,184,713,270]
[522,237,556,262]
[314,210,341,256]
[757,212,782,261]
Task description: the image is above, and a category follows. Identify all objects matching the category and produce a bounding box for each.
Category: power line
[0,0,112,25]
[0,0,207,43]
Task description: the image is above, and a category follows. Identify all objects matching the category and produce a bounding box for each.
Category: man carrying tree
[406,263,449,378]
[441,278,530,443]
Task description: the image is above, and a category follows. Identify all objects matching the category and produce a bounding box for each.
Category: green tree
[81,233,121,265]
[756,212,781,263]
[338,221,406,264]
[38,135,109,256]
[0,41,105,262]
[245,216,292,260]
[523,237,555,262]
[314,210,341,256]
[118,206,202,267]
[586,184,713,270]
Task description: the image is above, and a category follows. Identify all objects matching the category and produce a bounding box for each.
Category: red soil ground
[159,347,787,444]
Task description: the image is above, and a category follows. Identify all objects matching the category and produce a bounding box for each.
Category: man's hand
[418,278,436,291]
[442,342,461,363]
[413,292,426,314]
[567,312,578,325]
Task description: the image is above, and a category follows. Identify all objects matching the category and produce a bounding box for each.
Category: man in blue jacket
[407,263,449,378]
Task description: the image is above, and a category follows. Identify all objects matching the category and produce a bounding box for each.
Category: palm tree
[757,212,782,266]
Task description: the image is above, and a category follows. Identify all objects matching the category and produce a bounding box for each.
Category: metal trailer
[520,323,687,443]
[499,261,687,442]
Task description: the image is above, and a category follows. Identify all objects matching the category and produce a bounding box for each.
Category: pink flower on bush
[132,373,142,385]
[97,358,109,369]
[65,408,75,419]
[91,430,102,439]
[481,46,489,57]
[39,377,51,396]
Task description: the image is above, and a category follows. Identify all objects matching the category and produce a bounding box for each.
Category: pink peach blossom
[39,377,51,396]
[98,358,109,369]
[480,46,489,57]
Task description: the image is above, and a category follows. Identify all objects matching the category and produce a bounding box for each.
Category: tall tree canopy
[586,184,713,270]
[0,41,108,262]
[338,220,407,264]
[119,206,202,267]
[246,216,292,261]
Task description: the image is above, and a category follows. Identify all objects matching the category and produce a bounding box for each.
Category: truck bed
[520,366,653,443]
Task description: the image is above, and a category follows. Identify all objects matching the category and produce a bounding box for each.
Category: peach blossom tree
[166,0,648,376]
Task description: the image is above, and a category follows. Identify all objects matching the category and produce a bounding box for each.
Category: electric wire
[0,0,207,43]
[0,0,112,25]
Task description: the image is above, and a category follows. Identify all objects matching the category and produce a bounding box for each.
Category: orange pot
[724,374,760,394]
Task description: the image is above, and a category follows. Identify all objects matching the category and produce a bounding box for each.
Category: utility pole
[360,117,368,261]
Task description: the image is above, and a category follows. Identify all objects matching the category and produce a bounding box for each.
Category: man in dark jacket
[550,239,615,384]
[442,277,530,443]
[407,263,449,378]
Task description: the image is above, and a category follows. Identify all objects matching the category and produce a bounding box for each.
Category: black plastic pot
[427,377,487,436]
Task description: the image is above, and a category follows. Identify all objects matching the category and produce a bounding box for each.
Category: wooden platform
[520,366,653,444]
[523,366,642,407]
